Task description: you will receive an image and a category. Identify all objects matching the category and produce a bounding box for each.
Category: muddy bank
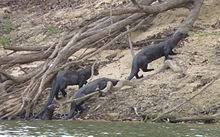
[0,0,220,122]
[55,0,220,122]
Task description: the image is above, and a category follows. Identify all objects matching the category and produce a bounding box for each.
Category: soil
[0,0,220,122]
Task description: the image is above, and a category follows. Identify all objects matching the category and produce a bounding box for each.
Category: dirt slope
[0,0,220,121]
[80,0,220,121]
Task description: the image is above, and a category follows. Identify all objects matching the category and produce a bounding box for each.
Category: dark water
[0,120,220,137]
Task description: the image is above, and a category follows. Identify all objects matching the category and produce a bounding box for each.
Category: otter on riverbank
[39,66,99,118]
[41,101,59,120]
[66,77,119,119]
[52,66,99,100]
[128,32,188,80]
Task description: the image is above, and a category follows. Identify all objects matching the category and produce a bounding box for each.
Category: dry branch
[82,15,154,60]
[99,0,190,16]
[63,91,99,105]
[0,46,54,68]
[88,58,99,82]
[177,0,204,33]
[4,45,50,51]
[62,79,134,106]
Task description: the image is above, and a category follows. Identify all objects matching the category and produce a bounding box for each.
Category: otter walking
[66,77,119,119]
[128,32,188,80]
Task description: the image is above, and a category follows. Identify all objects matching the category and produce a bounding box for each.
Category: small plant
[1,18,13,34]
[0,36,11,47]
[47,25,58,35]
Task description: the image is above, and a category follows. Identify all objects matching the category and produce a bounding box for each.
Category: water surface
[0,120,219,137]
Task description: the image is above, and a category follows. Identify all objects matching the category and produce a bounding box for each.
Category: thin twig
[126,25,135,57]
[88,58,99,82]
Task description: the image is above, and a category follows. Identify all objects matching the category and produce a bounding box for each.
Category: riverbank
[0,0,220,123]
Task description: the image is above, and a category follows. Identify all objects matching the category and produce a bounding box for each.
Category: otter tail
[66,102,77,119]
[128,58,139,80]
[45,78,58,109]
[36,78,58,118]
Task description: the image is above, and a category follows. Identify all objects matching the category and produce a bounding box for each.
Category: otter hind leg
[142,68,154,72]
[128,67,140,80]
[55,93,61,100]
[142,63,154,72]
[136,73,143,79]
[66,102,77,119]
[60,88,67,97]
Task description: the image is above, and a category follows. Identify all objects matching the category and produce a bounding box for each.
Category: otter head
[174,31,189,39]
[47,101,59,111]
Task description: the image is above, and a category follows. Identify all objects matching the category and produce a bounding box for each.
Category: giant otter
[41,101,59,120]
[39,66,99,118]
[66,77,119,119]
[128,32,188,80]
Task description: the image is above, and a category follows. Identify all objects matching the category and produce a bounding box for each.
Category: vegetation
[47,25,58,35]
[1,18,13,34]
[0,36,11,47]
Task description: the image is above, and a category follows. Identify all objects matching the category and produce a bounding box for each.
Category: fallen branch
[62,79,135,106]
[0,70,20,83]
[100,0,191,16]
[0,80,13,92]
[62,81,112,105]
[0,46,54,68]
[62,91,98,106]
[82,15,154,60]
[4,45,50,52]
[177,0,204,33]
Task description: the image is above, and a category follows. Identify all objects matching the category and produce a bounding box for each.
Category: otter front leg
[164,46,172,60]
[55,93,61,100]
[78,76,87,88]
[58,82,67,99]
[76,105,85,114]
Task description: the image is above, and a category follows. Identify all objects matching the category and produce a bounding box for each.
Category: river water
[0,120,219,137]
